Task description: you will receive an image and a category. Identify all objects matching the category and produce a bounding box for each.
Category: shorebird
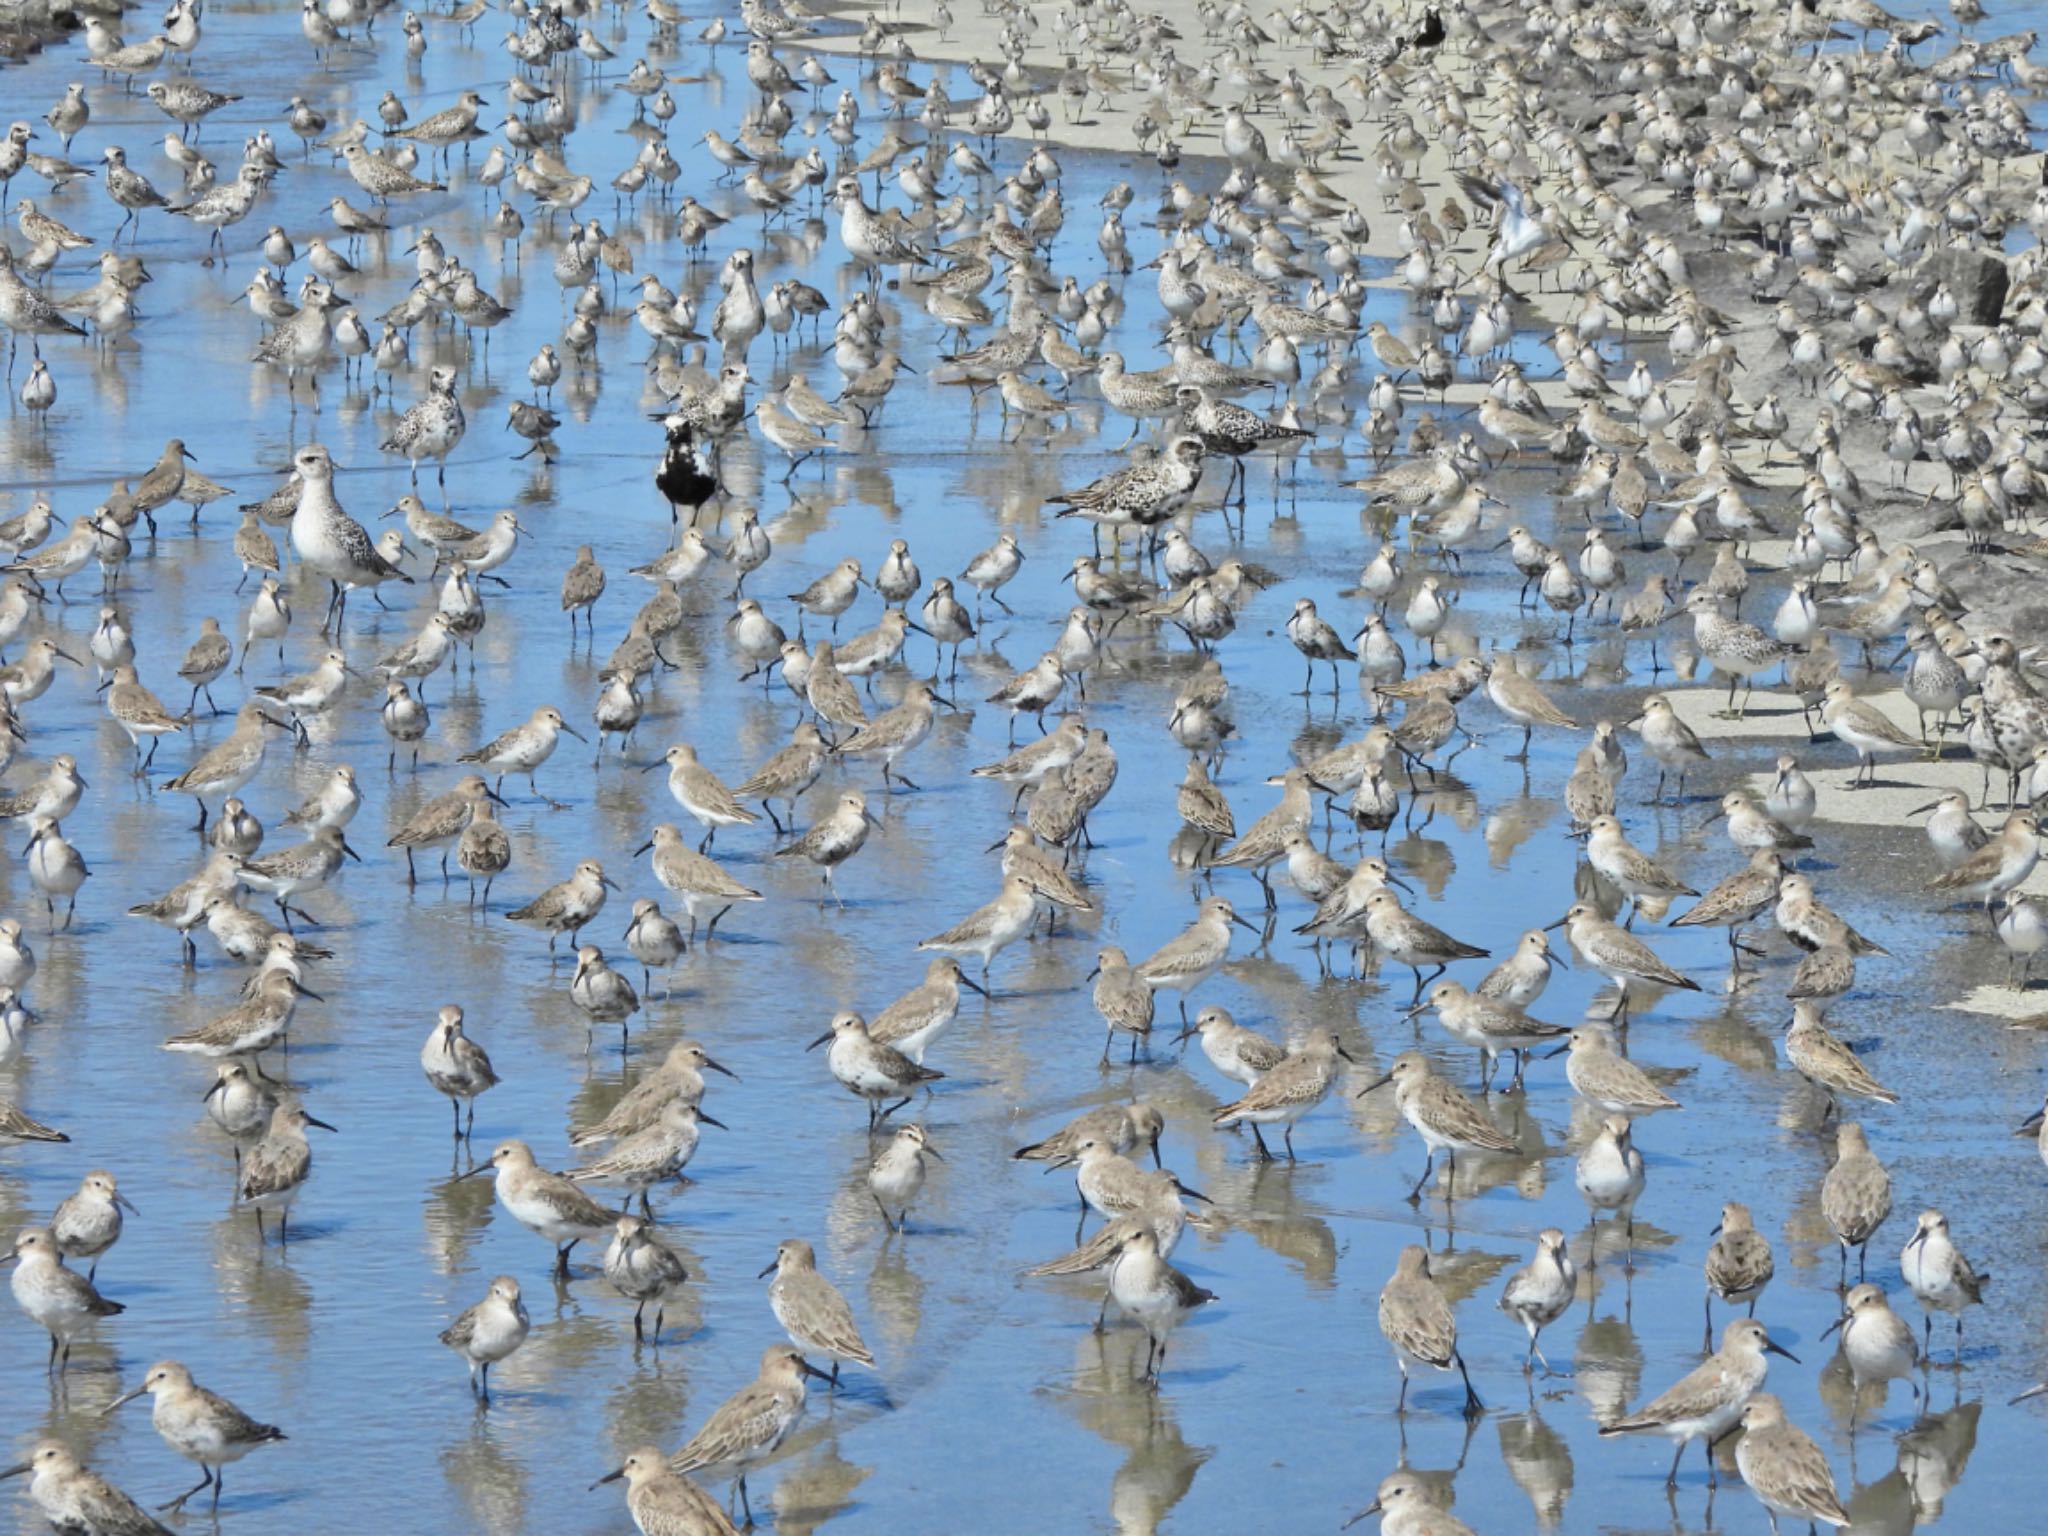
[1499,1228,1575,1375]
[1703,1201,1774,1349]
[1599,1319,1796,1488]
[602,1217,690,1345]
[808,1011,940,1128]
[1822,1122,1893,1283]
[440,1276,529,1403]
[0,1443,167,1536]
[1133,896,1259,1020]
[236,1102,335,1245]
[459,704,584,806]
[1900,1209,1989,1357]
[49,1169,135,1283]
[593,1449,735,1536]
[761,1237,874,1385]
[107,1361,287,1516]
[669,1345,829,1528]
[419,1004,497,1140]
[1823,1283,1921,1422]
[1211,1031,1354,1161]
[6,1226,121,1373]
[1108,1227,1216,1388]
[1732,1395,1851,1535]
[1358,1051,1518,1204]
[464,1140,617,1278]
[1378,1245,1481,1416]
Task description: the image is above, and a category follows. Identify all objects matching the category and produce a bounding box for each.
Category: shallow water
[0,5,2044,1534]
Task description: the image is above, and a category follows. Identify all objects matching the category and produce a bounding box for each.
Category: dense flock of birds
[5,0,2048,1528]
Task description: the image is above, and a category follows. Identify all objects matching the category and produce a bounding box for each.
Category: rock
[1927,249,2009,325]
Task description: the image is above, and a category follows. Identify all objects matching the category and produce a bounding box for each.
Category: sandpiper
[1109,1227,1216,1388]
[48,1169,135,1283]
[602,1215,690,1345]
[566,1100,721,1216]
[653,742,759,850]
[869,956,987,1064]
[917,874,1037,976]
[1408,978,1567,1091]
[762,1237,874,1385]
[1822,1283,1921,1422]
[420,1004,497,1140]
[1599,1319,1795,1487]
[107,1361,286,1516]
[572,1040,734,1149]
[388,774,504,885]
[637,823,764,939]
[441,1276,529,1403]
[1732,1394,1851,1534]
[0,1443,166,1536]
[459,704,584,806]
[464,1139,618,1277]
[6,1226,121,1373]
[1358,1051,1518,1203]
[1013,1103,1164,1168]
[508,858,618,955]
[1499,1228,1575,1374]
[868,1122,942,1233]
[1378,1245,1481,1416]
[808,1011,941,1128]
[1212,1030,1353,1161]
[1900,1209,1988,1358]
[1704,1201,1774,1348]
[593,1449,735,1536]
[237,1102,335,1245]
[1822,1122,1892,1283]
[1550,902,1700,1025]
[1549,1028,1679,1112]
[1786,1002,1898,1116]
[1133,896,1258,1021]
[774,790,878,906]
[669,1345,830,1528]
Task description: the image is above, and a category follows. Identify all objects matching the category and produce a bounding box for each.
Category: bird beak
[600,874,622,891]
[798,1358,834,1382]
[0,1463,29,1481]
[104,1385,148,1414]
[696,1111,729,1132]
[115,1193,140,1216]
[633,839,655,857]
[304,1115,339,1133]
[1402,999,1430,1020]
[1908,801,1942,817]
[1171,1024,1196,1045]
[1819,1316,1845,1341]
[53,647,81,667]
[2013,1383,2048,1405]
[1541,915,1568,931]
[340,840,362,862]
[1544,1042,1570,1059]
[921,1142,944,1161]
[486,786,509,806]
[805,1030,834,1051]
[2019,1107,2044,1136]
[1172,1178,1213,1205]
[863,807,882,827]
[561,723,588,743]
[1763,1339,1800,1362]
[907,621,931,637]
[181,445,197,461]
[1229,912,1260,931]
[757,1258,779,1278]
[1543,949,1567,970]
[591,1467,626,1489]
[454,1164,490,1180]
[985,836,1008,853]
[1355,1072,1393,1097]
[701,1055,738,1078]
[957,973,989,998]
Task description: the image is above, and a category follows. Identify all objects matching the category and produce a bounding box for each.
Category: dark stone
[1928,249,2009,326]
